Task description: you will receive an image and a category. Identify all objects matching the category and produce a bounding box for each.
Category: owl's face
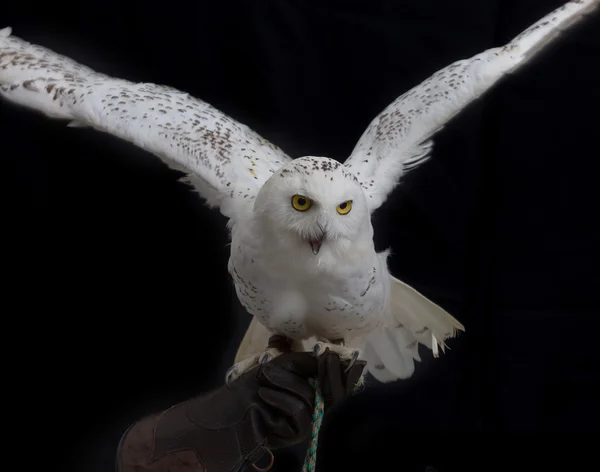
[255,156,372,256]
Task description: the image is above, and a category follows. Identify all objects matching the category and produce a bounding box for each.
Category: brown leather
[118,413,205,471]
[117,351,366,472]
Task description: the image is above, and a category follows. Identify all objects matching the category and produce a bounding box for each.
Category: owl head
[254,156,373,258]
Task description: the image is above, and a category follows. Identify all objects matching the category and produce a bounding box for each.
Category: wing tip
[0,27,12,37]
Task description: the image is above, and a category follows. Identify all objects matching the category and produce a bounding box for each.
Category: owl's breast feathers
[229,242,390,341]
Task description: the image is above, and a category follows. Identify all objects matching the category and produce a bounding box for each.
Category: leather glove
[116,350,366,472]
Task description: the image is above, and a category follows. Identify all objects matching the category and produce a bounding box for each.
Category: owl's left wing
[344,0,599,213]
[0,27,292,221]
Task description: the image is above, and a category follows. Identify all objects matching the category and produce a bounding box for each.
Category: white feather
[357,276,464,382]
[235,316,272,364]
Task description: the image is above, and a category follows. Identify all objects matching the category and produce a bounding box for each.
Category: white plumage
[1,0,597,383]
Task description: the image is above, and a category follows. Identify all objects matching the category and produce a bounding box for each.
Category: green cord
[302,378,324,472]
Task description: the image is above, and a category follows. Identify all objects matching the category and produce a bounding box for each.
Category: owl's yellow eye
[336,200,353,215]
[291,194,312,211]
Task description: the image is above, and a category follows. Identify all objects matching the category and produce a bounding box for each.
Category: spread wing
[344,0,599,213]
[0,27,292,221]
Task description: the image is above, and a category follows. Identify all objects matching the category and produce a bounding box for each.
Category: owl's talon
[313,340,361,369]
[225,365,239,385]
[226,346,285,383]
[345,350,360,372]
[259,352,272,364]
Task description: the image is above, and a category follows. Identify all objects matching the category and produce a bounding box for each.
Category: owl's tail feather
[234,316,272,364]
[363,276,464,383]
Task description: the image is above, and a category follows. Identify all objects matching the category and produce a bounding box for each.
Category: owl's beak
[310,238,323,255]
[308,224,326,255]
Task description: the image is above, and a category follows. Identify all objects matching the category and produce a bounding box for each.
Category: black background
[2,0,599,471]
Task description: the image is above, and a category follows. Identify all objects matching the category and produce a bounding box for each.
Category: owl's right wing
[344,0,599,213]
[0,27,292,221]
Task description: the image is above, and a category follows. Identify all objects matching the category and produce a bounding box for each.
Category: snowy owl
[1,0,597,384]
